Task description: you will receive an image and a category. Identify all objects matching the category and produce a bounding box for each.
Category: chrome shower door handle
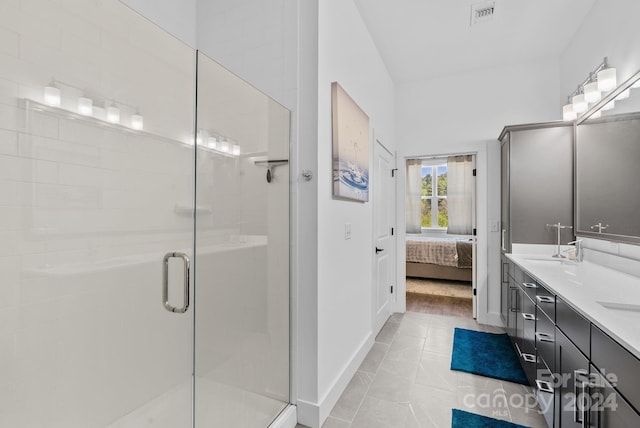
[162,252,190,313]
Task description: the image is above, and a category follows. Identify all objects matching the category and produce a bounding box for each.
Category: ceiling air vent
[470,1,495,26]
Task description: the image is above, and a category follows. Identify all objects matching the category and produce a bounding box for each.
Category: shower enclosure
[0,1,290,427]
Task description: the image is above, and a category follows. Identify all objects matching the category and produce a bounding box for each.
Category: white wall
[560,0,640,105]
[396,58,561,325]
[300,0,396,426]
[119,0,197,48]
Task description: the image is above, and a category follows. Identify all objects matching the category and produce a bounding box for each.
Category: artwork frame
[331,82,370,202]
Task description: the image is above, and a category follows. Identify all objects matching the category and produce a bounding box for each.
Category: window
[421,164,448,228]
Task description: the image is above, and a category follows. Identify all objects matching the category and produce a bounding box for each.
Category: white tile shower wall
[0,0,201,426]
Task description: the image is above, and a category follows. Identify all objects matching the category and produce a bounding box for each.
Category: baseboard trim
[484,311,504,328]
[269,404,297,428]
[297,332,374,428]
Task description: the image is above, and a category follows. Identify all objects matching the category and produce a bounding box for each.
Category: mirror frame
[574,68,640,245]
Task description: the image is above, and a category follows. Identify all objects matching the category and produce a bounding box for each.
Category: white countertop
[506,247,640,359]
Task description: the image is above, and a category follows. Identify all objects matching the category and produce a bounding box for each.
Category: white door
[373,140,396,334]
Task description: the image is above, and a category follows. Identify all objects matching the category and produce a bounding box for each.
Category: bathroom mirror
[575,70,640,244]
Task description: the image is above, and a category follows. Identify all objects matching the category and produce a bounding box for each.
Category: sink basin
[597,302,640,313]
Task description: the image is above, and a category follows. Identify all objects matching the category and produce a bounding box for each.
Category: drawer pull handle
[535,332,554,343]
[522,353,536,363]
[574,369,589,423]
[536,295,554,304]
[523,282,537,289]
[535,379,554,394]
[522,313,535,321]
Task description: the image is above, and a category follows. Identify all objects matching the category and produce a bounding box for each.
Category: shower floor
[107,378,287,428]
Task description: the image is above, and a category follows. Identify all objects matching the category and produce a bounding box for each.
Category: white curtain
[405,159,422,233]
[447,155,475,235]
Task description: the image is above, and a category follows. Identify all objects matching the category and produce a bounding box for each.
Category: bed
[406,234,473,282]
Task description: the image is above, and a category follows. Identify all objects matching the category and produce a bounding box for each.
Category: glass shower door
[0,1,196,426]
[194,52,290,427]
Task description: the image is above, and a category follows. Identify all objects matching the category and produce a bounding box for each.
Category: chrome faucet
[546,222,573,258]
[567,239,584,262]
[590,222,609,233]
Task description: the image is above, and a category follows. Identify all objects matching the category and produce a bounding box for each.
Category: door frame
[397,146,488,322]
[371,136,397,334]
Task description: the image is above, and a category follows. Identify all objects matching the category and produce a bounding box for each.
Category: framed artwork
[331,82,370,202]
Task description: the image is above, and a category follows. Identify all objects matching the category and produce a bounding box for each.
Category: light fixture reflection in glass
[590,110,602,119]
[106,106,120,124]
[615,88,630,100]
[232,144,240,156]
[602,100,615,111]
[44,85,61,107]
[220,140,230,153]
[78,97,93,116]
[572,93,588,114]
[584,81,601,103]
[562,104,577,121]
[597,67,617,92]
[131,113,144,130]
[633,80,640,89]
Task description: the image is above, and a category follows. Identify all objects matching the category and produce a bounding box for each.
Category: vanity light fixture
[44,81,61,107]
[563,57,617,121]
[232,144,240,156]
[597,64,617,92]
[572,92,588,114]
[78,96,93,116]
[562,98,577,121]
[106,105,120,124]
[584,78,601,103]
[207,136,219,150]
[131,112,144,130]
[220,140,230,153]
[602,100,615,111]
[615,88,630,100]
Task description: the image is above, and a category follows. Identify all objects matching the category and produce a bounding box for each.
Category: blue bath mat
[450,328,528,385]
[452,409,530,428]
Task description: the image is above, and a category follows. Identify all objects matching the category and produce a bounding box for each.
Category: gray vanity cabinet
[588,365,640,428]
[501,254,510,327]
[499,123,574,254]
[555,328,590,428]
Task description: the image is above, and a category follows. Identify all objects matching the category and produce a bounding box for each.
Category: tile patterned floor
[298,312,548,428]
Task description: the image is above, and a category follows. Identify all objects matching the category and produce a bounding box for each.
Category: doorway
[404,154,477,318]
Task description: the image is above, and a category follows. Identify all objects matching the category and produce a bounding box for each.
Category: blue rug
[450,328,528,385]
[452,409,530,428]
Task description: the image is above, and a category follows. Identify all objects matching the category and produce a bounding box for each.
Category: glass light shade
[131,114,144,130]
[602,100,615,111]
[590,110,602,119]
[562,104,577,121]
[615,88,630,100]
[220,141,230,153]
[207,136,218,150]
[583,82,601,103]
[232,144,240,156]
[44,85,61,107]
[597,67,617,92]
[106,106,120,124]
[572,93,588,113]
[78,97,93,116]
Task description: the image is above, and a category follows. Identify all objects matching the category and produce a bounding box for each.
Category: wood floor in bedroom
[405,277,473,318]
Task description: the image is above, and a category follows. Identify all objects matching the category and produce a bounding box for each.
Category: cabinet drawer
[536,283,555,322]
[535,358,554,428]
[536,309,555,373]
[589,365,640,428]
[513,264,524,286]
[556,296,590,358]
[521,271,538,300]
[591,325,640,413]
